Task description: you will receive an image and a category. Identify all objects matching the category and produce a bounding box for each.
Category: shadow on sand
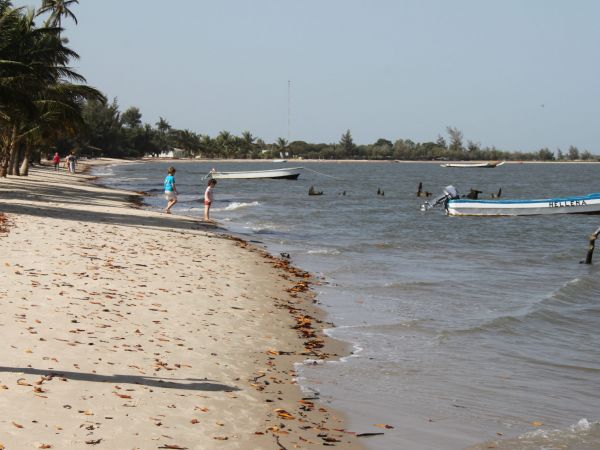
[0,366,240,392]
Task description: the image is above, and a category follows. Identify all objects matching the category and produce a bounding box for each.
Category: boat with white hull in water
[441,161,505,168]
[422,186,600,216]
[206,167,303,180]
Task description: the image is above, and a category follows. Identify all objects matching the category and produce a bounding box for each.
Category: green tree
[567,145,579,160]
[339,129,356,158]
[537,147,555,161]
[121,106,142,128]
[446,126,463,153]
[275,137,288,151]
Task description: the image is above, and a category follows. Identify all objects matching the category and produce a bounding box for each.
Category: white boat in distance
[441,161,505,168]
[422,186,600,216]
[207,167,303,180]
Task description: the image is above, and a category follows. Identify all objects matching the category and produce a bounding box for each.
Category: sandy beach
[0,161,364,449]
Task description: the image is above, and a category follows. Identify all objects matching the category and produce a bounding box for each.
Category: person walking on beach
[52,152,60,171]
[64,152,76,173]
[164,166,178,214]
[204,179,217,222]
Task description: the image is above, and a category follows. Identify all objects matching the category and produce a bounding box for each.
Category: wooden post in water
[582,226,600,264]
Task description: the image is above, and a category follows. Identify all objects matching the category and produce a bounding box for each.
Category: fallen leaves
[373,423,394,429]
[275,409,295,420]
[112,391,132,399]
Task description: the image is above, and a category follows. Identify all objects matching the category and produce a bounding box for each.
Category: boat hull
[208,167,302,180]
[441,161,505,168]
[446,193,600,216]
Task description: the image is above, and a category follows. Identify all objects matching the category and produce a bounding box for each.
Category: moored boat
[441,161,505,168]
[206,167,303,180]
[422,186,600,216]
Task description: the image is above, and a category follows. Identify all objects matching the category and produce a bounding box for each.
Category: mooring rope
[301,166,344,180]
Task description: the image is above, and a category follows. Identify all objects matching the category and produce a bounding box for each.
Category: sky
[15,0,600,152]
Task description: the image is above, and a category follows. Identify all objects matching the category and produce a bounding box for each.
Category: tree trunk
[20,145,31,176]
[0,125,17,178]
[11,145,22,176]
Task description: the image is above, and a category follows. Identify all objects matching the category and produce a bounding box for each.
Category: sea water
[95,161,600,449]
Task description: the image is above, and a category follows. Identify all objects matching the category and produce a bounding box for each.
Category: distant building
[157,147,187,158]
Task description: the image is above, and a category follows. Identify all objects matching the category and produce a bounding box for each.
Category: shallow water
[95,161,600,449]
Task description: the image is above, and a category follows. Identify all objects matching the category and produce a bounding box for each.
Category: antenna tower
[287,80,291,142]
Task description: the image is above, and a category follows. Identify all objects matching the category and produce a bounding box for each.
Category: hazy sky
[16,0,600,152]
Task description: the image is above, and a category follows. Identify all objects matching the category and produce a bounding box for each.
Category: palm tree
[217,130,234,158]
[37,0,79,27]
[275,137,288,151]
[0,3,103,176]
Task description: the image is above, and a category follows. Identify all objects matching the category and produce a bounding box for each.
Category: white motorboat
[206,167,303,180]
[441,161,505,168]
[422,186,600,216]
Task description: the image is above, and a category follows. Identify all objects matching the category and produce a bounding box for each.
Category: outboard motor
[420,185,459,211]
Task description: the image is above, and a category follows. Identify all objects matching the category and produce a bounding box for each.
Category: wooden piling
[582,226,600,264]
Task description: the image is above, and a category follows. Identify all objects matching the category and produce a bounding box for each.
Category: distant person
[64,152,76,173]
[164,166,177,214]
[52,152,60,171]
[204,178,217,222]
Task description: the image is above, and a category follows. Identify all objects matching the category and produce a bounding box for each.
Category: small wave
[307,248,341,255]
[217,201,260,211]
[468,418,600,450]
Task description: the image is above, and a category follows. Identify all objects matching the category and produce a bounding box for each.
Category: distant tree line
[60,102,599,162]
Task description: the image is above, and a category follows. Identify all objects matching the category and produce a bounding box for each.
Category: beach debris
[530,421,544,427]
[275,409,295,420]
[491,187,502,198]
[373,423,394,429]
[417,182,432,197]
[308,185,323,195]
[356,432,385,437]
[581,226,600,264]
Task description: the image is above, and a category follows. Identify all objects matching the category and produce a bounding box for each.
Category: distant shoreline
[137,157,600,164]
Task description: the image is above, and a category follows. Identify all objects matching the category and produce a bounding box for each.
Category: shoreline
[0,160,365,449]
